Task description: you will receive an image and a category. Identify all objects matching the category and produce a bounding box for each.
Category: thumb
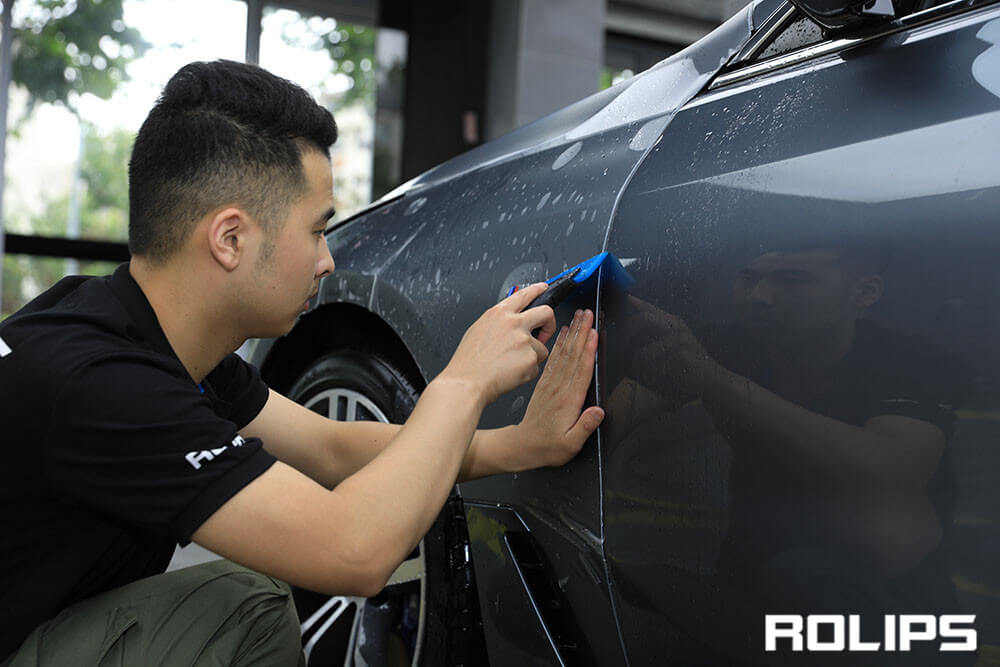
[566,406,605,444]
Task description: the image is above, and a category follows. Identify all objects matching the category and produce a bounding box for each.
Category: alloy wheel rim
[301,386,427,666]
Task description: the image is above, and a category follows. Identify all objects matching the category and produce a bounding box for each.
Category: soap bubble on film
[552,141,583,171]
[405,197,428,216]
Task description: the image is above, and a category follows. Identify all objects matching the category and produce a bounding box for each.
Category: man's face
[244,148,336,337]
[732,250,856,344]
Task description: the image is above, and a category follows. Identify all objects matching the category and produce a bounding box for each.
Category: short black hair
[769,229,893,276]
[128,60,338,261]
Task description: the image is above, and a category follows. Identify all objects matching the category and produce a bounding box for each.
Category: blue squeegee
[506,251,635,310]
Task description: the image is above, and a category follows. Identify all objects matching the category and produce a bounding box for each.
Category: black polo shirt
[0,263,276,658]
[710,320,962,588]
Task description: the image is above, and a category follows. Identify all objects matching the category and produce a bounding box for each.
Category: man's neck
[129,258,244,383]
[764,321,857,397]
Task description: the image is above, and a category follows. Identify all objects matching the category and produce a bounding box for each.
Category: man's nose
[749,279,773,305]
[318,241,335,278]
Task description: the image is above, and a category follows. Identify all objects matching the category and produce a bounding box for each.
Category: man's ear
[206,207,248,271]
[852,274,884,309]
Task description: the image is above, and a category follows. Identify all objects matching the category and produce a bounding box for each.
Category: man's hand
[621,295,717,395]
[438,282,556,407]
[515,308,604,468]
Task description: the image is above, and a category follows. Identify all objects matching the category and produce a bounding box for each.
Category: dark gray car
[248,1,1000,664]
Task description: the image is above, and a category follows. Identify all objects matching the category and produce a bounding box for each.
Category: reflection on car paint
[552,141,583,171]
[601,8,1000,663]
[628,116,670,152]
[974,19,1000,98]
[666,110,1000,203]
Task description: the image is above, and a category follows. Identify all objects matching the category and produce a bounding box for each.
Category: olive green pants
[3,560,305,667]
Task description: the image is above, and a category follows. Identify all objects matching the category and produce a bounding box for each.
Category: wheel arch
[258,303,427,395]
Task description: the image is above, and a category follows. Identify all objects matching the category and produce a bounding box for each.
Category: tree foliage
[1,123,130,315]
[11,0,149,114]
[273,10,376,109]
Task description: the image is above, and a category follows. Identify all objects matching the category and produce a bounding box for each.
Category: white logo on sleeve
[185,435,246,470]
[0,336,11,358]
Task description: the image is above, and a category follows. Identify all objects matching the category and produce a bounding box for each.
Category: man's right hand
[438,282,556,406]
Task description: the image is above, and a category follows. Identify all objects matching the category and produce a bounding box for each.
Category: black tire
[287,348,489,667]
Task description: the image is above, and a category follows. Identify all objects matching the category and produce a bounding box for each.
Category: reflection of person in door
[607,240,967,659]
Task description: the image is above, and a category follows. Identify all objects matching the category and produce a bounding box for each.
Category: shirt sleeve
[844,322,966,439]
[202,353,269,428]
[44,352,276,543]
[866,392,957,438]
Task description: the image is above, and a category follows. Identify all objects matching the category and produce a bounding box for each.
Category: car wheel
[287,349,489,667]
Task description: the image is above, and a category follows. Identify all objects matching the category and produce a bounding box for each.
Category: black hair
[128,60,338,261]
[769,229,894,276]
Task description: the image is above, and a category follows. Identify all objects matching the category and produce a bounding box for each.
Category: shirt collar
[108,262,179,360]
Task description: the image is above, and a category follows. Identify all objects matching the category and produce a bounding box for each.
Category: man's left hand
[513,309,604,469]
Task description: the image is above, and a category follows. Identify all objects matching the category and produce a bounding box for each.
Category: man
[0,60,604,665]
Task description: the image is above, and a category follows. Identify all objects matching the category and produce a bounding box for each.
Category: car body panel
[600,3,1000,663]
[464,502,575,667]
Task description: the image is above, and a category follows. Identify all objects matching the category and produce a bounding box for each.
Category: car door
[599,2,1000,664]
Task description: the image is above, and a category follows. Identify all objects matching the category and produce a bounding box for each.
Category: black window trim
[735,3,801,65]
[710,0,1000,91]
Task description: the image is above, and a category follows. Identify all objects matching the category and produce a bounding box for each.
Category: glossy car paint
[249,1,1000,664]
[602,3,1000,663]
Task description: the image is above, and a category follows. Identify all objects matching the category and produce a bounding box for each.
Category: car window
[748,0,972,64]
[756,12,824,59]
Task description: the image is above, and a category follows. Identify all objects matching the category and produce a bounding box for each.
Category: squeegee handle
[526,268,580,310]
[525,268,581,337]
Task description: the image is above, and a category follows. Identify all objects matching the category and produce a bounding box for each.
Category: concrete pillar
[486,0,605,140]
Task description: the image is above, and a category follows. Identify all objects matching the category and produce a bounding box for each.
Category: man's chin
[253,318,299,340]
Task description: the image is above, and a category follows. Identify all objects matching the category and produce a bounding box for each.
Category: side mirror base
[789,0,897,33]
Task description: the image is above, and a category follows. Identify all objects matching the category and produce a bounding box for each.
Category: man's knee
[4,561,304,667]
[186,561,302,666]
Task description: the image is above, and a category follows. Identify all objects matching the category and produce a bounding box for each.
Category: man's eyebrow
[316,207,336,226]
[771,269,814,278]
[740,268,815,279]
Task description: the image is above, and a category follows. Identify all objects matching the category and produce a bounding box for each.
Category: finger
[522,304,556,339]
[569,310,594,355]
[566,326,598,397]
[535,312,558,345]
[564,405,605,447]
[545,311,583,378]
[558,310,587,386]
[501,281,549,312]
[633,339,667,370]
[628,295,657,315]
[542,325,571,377]
[530,337,549,366]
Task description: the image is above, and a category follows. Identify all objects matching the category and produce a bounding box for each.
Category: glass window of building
[1,0,247,316]
[260,7,376,219]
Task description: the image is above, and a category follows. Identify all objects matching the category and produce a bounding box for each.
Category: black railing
[4,233,129,262]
